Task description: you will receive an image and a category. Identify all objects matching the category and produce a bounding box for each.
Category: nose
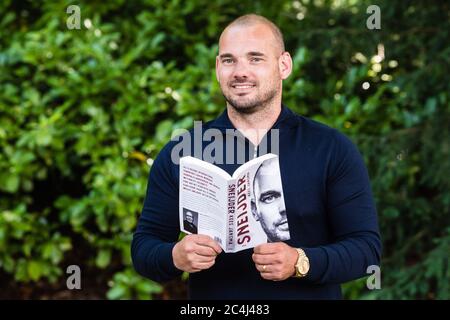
[232,60,251,80]
[278,202,286,217]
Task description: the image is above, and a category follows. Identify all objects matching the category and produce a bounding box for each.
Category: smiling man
[132,14,381,299]
[216,19,286,114]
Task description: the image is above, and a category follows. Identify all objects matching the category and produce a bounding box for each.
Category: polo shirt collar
[210,104,297,130]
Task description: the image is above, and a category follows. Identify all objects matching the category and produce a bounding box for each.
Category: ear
[215,55,220,83]
[251,200,260,221]
[278,51,293,80]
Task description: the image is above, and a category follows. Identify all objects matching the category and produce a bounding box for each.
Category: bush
[0,0,448,299]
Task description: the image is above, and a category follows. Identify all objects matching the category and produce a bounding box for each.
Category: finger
[255,263,271,273]
[260,272,279,281]
[257,267,282,281]
[194,245,218,257]
[253,243,279,254]
[195,236,222,254]
[192,260,215,270]
[252,253,275,265]
[191,253,216,263]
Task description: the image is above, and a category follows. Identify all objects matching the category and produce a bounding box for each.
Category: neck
[226,98,282,146]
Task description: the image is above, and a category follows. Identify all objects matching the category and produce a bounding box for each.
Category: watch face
[295,250,310,277]
[300,259,310,274]
[296,257,310,276]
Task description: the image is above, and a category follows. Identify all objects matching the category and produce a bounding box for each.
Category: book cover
[179,154,290,253]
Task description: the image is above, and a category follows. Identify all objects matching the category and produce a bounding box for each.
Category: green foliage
[0,0,448,299]
[0,204,72,282]
[106,267,163,300]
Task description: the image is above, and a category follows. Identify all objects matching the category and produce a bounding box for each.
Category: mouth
[230,83,256,92]
[276,220,289,231]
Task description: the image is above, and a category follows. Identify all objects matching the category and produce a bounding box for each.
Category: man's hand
[172,234,222,273]
[252,242,298,281]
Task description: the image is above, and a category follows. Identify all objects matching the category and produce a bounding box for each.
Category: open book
[179,153,290,253]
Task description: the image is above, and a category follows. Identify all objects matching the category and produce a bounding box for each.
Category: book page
[179,157,229,249]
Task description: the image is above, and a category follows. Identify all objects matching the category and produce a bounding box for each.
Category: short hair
[220,14,285,53]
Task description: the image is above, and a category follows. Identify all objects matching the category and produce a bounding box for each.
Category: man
[132,14,381,299]
[251,158,290,242]
[183,209,198,234]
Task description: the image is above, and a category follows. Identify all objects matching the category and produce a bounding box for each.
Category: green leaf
[96,249,111,268]
[155,120,174,143]
[35,129,52,146]
[107,285,128,300]
[0,172,20,193]
[27,261,42,281]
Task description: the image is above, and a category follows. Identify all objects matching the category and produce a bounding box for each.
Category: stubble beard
[222,83,279,115]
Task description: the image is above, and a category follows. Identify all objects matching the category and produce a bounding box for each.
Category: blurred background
[0,0,448,299]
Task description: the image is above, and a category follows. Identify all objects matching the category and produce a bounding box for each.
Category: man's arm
[302,131,382,284]
[131,144,183,282]
[131,143,222,282]
[253,131,381,283]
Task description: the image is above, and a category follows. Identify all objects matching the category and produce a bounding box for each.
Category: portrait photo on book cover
[250,157,290,242]
[182,208,198,234]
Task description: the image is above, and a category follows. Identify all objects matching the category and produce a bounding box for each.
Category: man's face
[216,24,284,113]
[252,161,289,241]
[186,212,194,223]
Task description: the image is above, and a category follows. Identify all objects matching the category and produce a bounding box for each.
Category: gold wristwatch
[294,248,310,278]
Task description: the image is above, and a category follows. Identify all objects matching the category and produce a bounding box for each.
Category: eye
[250,57,263,63]
[222,58,234,65]
[261,194,278,204]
